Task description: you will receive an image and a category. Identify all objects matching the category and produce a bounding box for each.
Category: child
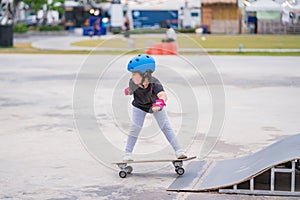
[123,54,187,161]
[162,25,176,42]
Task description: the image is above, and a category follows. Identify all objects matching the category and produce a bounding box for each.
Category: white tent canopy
[129,0,180,10]
[246,0,282,12]
[128,0,201,10]
[292,4,300,11]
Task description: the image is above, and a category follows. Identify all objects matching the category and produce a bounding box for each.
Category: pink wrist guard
[124,87,130,95]
[152,99,165,110]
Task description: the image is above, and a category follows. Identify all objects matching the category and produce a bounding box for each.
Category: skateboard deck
[112,156,197,164]
[113,156,197,178]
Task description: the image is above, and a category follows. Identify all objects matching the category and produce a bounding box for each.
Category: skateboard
[112,156,197,178]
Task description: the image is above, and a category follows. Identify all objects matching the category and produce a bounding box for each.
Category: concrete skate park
[0,53,299,199]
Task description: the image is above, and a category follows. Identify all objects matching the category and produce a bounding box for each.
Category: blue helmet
[127,54,155,74]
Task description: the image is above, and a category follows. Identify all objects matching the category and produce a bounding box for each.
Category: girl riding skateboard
[123,54,187,161]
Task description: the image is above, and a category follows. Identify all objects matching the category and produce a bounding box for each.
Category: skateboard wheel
[176,167,185,175]
[125,166,133,174]
[119,171,127,178]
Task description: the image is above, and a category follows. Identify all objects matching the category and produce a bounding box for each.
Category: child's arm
[157,91,167,102]
[124,87,131,95]
[124,79,136,95]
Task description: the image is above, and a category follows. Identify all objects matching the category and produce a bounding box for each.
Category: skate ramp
[168,133,300,196]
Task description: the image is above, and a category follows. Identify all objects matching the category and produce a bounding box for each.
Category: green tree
[22,0,65,24]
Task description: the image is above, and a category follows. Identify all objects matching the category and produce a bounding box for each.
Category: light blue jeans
[125,106,181,153]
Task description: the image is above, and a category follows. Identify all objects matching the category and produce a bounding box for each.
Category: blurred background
[6,0,300,34]
[0,0,300,50]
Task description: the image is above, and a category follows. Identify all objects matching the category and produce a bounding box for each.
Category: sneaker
[175,149,187,159]
[123,152,133,162]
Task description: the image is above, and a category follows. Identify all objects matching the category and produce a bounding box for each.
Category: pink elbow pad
[152,99,165,109]
[124,87,130,95]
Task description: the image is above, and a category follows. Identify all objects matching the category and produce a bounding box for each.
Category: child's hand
[124,87,130,95]
[152,106,161,113]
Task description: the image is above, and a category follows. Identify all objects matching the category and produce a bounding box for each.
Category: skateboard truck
[116,163,133,178]
[172,160,185,175]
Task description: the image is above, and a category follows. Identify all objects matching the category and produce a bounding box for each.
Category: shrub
[112,27,121,34]
[13,23,27,33]
[178,28,196,33]
[28,26,38,31]
[129,29,165,34]
[39,25,62,31]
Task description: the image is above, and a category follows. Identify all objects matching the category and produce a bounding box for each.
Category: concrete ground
[0,54,299,199]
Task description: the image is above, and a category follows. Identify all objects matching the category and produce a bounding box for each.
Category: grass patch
[0,42,143,55]
[208,51,300,56]
[71,37,162,49]
[1,41,299,56]
[186,35,300,49]
[71,35,300,49]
